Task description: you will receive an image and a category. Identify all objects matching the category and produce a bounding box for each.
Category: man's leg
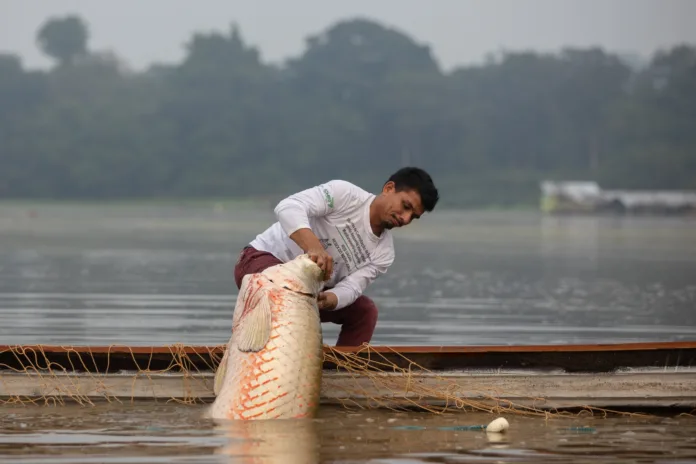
[233,246,283,289]
[320,295,378,346]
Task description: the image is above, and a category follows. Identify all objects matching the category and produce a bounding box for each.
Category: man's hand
[307,247,333,281]
[289,228,333,280]
[317,291,338,310]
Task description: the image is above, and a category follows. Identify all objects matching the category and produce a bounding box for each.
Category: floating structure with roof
[540,181,696,215]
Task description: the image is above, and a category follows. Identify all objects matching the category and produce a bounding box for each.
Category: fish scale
[208,255,325,420]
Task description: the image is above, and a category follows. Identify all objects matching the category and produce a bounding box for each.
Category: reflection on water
[214,419,320,464]
[0,203,695,346]
[0,403,695,463]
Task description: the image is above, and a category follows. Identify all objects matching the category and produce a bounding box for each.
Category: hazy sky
[2,0,695,72]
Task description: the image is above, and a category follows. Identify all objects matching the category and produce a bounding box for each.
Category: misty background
[1,0,695,206]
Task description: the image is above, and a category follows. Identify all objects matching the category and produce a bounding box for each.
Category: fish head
[263,254,324,297]
[283,254,325,295]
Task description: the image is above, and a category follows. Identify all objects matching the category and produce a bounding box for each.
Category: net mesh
[0,344,222,407]
[0,343,651,418]
[322,345,647,418]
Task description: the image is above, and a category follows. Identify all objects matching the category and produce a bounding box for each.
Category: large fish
[208,254,325,421]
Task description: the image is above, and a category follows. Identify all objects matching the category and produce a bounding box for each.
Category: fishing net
[321,345,646,418]
[0,344,222,407]
[0,343,653,417]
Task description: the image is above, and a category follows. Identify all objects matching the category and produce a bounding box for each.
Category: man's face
[380,182,425,230]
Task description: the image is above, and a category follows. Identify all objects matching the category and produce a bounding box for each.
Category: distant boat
[540,180,696,215]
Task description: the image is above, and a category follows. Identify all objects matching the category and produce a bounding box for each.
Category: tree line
[1,15,694,207]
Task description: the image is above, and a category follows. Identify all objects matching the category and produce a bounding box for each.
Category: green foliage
[36,15,89,65]
[1,16,694,207]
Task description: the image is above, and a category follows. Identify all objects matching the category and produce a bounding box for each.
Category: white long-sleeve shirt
[248,179,395,309]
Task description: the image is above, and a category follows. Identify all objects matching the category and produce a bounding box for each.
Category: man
[233,167,439,346]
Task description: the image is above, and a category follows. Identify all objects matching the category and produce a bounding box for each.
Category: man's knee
[351,295,378,331]
[331,295,378,346]
[233,250,246,289]
[233,246,282,289]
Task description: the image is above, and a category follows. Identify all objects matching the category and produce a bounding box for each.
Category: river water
[1,201,695,462]
[1,403,695,463]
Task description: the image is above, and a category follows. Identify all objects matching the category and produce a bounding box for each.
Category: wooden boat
[1,341,695,413]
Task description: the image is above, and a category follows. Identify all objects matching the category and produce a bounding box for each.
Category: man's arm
[321,261,390,310]
[274,180,357,279]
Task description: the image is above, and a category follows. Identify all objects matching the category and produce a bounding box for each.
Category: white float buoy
[485,417,509,433]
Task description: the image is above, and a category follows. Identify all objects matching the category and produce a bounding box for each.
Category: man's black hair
[387,167,439,212]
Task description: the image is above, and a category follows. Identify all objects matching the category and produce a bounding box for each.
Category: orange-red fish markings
[234,276,266,329]
[269,289,283,305]
[252,391,289,410]
[231,354,277,414]
[259,377,279,387]
[245,406,279,420]
[246,390,271,402]
[259,364,275,374]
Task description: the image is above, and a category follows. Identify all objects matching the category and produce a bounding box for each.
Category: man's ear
[382,181,395,194]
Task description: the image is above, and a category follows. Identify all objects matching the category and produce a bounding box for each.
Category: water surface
[1,403,695,463]
[1,202,694,346]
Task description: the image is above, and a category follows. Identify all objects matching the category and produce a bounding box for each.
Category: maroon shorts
[233,246,377,346]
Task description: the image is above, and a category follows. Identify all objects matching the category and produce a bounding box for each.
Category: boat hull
[1,342,695,411]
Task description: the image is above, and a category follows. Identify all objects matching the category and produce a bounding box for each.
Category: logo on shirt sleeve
[322,188,334,209]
